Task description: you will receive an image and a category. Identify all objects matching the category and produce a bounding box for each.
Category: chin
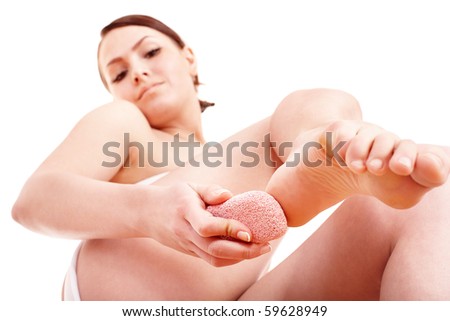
[142,104,177,125]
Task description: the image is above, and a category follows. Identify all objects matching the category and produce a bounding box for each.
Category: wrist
[126,183,168,239]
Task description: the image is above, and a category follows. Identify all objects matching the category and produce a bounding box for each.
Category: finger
[189,235,272,264]
[366,132,399,175]
[188,183,233,205]
[345,125,384,173]
[189,243,244,267]
[389,139,418,176]
[206,239,272,260]
[187,210,254,243]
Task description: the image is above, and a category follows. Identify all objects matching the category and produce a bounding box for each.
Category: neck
[161,126,205,144]
[160,97,206,144]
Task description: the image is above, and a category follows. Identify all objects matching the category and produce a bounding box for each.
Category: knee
[323,88,362,118]
[273,88,362,126]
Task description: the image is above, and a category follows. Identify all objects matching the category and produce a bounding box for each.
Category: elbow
[12,172,67,236]
[11,196,32,227]
[11,178,42,229]
[12,193,46,235]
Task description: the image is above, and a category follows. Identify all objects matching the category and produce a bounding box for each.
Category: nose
[132,61,150,84]
[133,69,150,85]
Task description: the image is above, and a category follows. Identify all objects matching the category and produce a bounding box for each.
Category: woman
[12,15,450,300]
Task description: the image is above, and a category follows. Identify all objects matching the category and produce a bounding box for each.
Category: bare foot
[266,121,450,226]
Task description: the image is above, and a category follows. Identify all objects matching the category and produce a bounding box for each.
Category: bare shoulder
[81,100,153,137]
[37,100,158,181]
[81,100,171,183]
[70,99,159,152]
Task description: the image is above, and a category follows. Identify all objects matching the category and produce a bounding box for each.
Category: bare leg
[238,86,450,299]
[240,176,450,300]
[266,90,449,225]
[380,174,450,299]
[240,195,399,300]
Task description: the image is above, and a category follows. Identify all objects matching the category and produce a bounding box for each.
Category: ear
[182,46,198,78]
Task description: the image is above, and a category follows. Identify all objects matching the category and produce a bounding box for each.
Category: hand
[151,183,272,267]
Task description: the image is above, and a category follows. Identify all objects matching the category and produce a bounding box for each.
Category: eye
[112,70,127,83]
[145,48,161,59]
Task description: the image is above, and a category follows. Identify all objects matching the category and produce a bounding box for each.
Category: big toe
[411,151,450,187]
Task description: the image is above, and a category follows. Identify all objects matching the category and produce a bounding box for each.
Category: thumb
[189,183,233,205]
[193,215,254,243]
[185,183,252,242]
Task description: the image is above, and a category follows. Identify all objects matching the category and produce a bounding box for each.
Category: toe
[389,140,417,176]
[411,151,449,187]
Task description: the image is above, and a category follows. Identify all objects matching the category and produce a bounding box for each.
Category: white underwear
[62,172,169,301]
[63,243,82,300]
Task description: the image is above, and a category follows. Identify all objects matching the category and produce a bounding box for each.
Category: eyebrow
[106,36,151,67]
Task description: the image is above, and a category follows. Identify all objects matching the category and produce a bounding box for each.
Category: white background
[1,0,449,317]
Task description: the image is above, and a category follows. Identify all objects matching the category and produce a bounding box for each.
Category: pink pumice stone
[206,190,287,243]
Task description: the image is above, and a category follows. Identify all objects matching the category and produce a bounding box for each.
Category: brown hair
[99,14,214,112]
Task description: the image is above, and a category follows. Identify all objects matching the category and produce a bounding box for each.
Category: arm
[12,100,157,239]
[12,100,266,266]
[14,170,157,239]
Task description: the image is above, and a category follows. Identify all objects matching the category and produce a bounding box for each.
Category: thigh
[380,176,450,300]
[240,195,405,300]
[77,237,280,300]
[241,171,450,300]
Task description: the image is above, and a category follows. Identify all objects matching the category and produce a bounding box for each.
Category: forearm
[12,171,160,240]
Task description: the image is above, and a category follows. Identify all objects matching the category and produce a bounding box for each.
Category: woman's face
[98,25,198,124]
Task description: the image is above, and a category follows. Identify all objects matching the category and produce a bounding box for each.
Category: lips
[137,82,162,101]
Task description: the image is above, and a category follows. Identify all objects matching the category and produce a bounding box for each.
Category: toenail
[398,157,412,169]
[369,158,383,170]
[350,160,365,170]
[422,153,443,168]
